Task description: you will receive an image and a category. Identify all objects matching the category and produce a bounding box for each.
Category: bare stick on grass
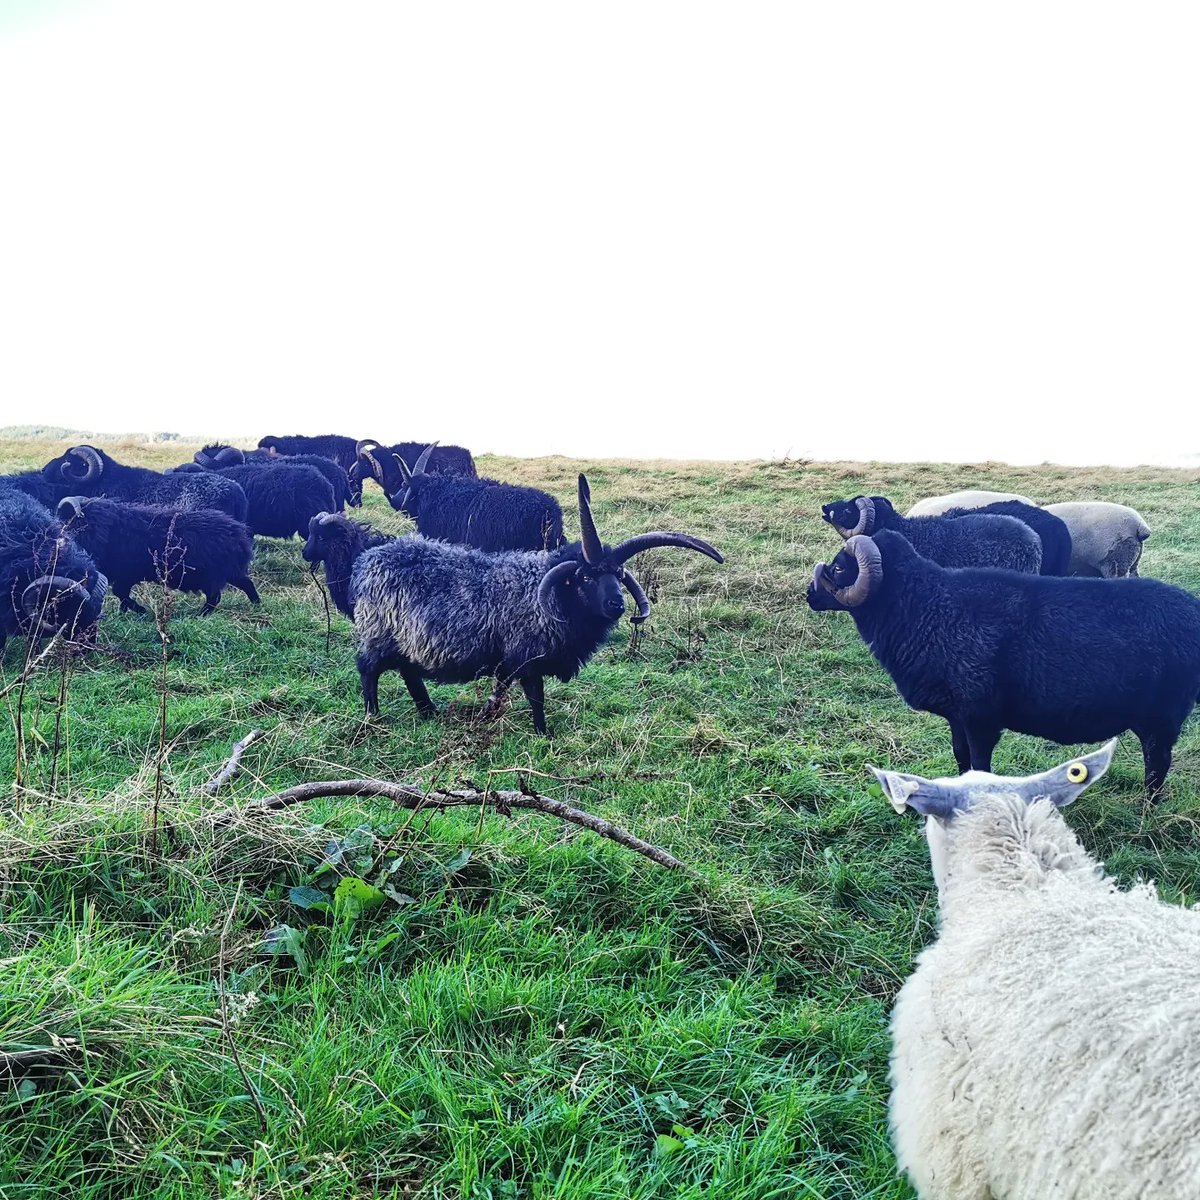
[247,778,689,871]
[203,729,266,795]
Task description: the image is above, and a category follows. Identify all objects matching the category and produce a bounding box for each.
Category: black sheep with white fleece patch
[0,489,107,654]
[57,496,259,616]
[350,475,722,733]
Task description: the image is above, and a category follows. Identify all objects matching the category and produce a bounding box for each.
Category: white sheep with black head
[870,740,1200,1200]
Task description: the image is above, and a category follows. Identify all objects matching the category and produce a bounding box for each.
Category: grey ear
[868,765,962,818]
[1011,738,1118,807]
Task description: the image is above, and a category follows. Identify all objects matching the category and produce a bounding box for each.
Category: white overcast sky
[1,1,1196,463]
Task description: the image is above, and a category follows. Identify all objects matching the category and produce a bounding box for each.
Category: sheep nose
[605,597,625,617]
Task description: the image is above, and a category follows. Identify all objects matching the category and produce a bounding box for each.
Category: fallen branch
[203,729,266,795]
[248,778,689,871]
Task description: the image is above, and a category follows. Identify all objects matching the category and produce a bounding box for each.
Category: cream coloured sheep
[1044,500,1150,577]
[870,740,1200,1199]
[906,489,1035,517]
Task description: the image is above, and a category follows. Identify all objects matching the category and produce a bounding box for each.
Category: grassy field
[3,439,1199,1199]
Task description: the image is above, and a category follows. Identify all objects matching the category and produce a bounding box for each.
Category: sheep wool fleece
[890,795,1200,1199]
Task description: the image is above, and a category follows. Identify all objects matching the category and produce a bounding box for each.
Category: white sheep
[906,489,1035,517]
[1044,501,1151,577]
[869,740,1200,1200]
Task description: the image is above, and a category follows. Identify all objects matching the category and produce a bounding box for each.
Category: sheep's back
[901,512,1041,571]
[351,538,550,680]
[894,878,1200,1198]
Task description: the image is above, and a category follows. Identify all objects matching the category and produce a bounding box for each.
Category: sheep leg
[1139,730,1175,801]
[234,577,261,605]
[198,590,222,616]
[520,675,548,735]
[398,662,437,720]
[965,725,1001,771]
[948,719,971,773]
[358,652,383,715]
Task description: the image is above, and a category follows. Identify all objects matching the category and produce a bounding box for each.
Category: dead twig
[247,779,690,872]
[202,729,266,795]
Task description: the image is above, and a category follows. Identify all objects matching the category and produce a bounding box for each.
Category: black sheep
[352,475,722,733]
[0,490,107,654]
[301,511,394,618]
[389,443,563,552]
[943,500,1073,576]
[821,494,1041,573]
[40,445,248,522]
[199,462,335,539]
[257,434,361,471]
[807,530,1200,797]
[350,439,478,506]
[58,497,259,616]
[194,444,350,511]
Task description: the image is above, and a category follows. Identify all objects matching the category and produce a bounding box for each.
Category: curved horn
[849,496,875,537]
[578,474,602,564]
[317,511,340,526]
[620,568,651,624]
[56,496,86,522]
[611,532,723,566]
[193,447,216,468]
[356,439,385,481]
[21,575,89,631]
[214,446,245,466]
[62,445,102,482]
[410,442,438,478]
[393,454,412,485]
[831,535,883,607]
[536,560,581,618]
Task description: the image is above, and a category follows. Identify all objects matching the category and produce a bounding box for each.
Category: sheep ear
[867,766,962,818]
[1014,738,1119,807]
[868,765,971,819]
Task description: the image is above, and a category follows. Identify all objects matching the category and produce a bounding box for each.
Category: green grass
[3,440,1199,1198]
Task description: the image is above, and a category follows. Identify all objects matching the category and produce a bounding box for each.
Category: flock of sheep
[1,439,1197,1198]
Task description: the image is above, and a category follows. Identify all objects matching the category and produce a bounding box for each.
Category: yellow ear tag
[1066,762,1088,784]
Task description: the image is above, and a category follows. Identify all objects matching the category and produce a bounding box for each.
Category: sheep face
[543,560,628,624]
[302,513,346,565]
[807,536,883,610]
[41,445,107,486]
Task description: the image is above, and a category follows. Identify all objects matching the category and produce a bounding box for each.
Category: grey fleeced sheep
[350,475,722,733]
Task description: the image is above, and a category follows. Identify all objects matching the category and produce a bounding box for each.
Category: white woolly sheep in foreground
[869,740,1200,1200]
[906,489,1035,517]
[1044,500,1150,578]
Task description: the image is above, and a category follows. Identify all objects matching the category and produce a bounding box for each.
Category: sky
[0,1,1196,464]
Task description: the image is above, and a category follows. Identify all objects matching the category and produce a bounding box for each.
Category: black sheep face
[302,516,344,564]
[822,497,867,537]
[390,474,427,517]
[554,561,628,624]
[807,546,859,611]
